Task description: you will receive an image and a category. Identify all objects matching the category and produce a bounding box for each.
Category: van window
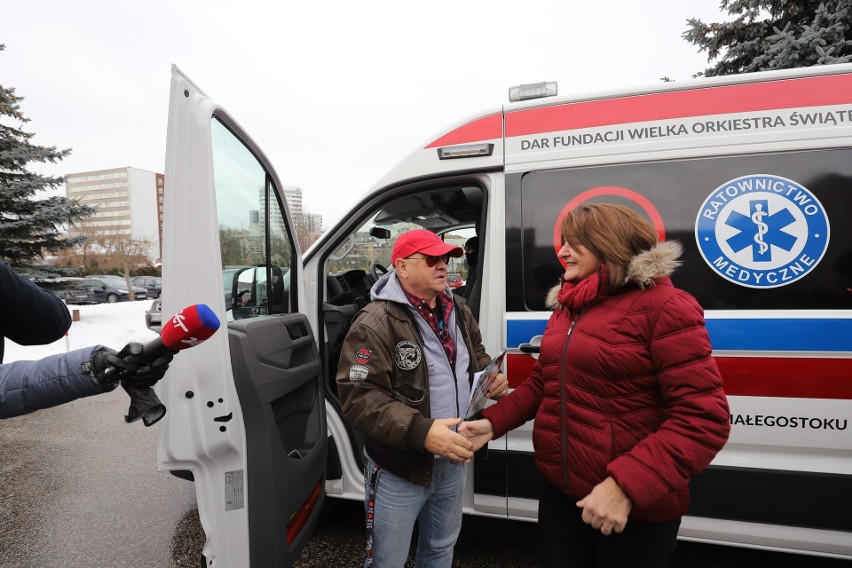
[211,118,296,318]
[325,185,483,280]
[511,148,852,312]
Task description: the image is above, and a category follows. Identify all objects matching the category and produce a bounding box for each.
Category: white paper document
[466,349,507,419]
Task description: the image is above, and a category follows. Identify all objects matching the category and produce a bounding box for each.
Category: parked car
[145,298,163,332]
[446,273,463,289]
[132,276,162,298]
[36,277,98,304]
[87,275,148,303]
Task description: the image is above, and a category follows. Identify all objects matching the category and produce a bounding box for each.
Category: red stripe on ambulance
[425,73,852,148]
[425,113,502,148]
[715,357,852,399]
[506,73,852,136]
[505,353,852,399]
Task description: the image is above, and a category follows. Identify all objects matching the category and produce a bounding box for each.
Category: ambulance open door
[159,66,326,567]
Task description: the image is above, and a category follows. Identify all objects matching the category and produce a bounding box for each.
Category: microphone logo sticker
[181,337,203,347]
[171,312,190,333]
[695,174,830,288]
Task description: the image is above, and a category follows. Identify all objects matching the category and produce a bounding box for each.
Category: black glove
[91,343,174,389]
[122,383,167,427]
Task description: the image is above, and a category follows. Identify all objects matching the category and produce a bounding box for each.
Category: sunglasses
[404,254,450,267]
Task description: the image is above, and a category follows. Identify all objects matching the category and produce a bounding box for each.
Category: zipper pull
[567,320,576,337]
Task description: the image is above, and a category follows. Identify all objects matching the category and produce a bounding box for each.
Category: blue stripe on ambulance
[506,317,852,352]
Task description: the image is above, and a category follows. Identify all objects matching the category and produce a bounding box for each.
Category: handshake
[424,371,507,464]
[425,417,495,464]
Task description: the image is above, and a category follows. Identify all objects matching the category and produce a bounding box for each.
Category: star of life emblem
[695,174,829,289]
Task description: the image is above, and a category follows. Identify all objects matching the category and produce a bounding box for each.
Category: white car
[145,298,162,332]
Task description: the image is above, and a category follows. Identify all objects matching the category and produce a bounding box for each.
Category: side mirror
[232,266,258,320]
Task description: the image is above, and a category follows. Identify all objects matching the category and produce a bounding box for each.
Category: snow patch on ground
[5,300,160,362]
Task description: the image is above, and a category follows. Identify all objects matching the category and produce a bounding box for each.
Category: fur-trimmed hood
[546,240,683,309]
[624,240,683,286]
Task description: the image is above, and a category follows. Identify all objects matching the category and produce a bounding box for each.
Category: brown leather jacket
[336,291,489,486]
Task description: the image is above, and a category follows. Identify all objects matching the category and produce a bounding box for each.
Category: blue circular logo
[695,174,829,289]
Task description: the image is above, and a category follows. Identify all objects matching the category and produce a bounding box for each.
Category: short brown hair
[561,203,658,288]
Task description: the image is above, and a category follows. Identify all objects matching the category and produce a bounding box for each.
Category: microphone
[145,303,221,361]
[100,304,221,382]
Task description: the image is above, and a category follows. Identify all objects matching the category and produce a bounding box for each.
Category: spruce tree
[684,1,852,76]
[0,44,94,265]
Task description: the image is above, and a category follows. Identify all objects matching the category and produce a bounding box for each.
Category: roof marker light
[509,81,558,102]
[437,143,495,160]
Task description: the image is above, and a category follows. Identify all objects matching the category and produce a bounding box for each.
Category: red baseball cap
[391,230,464,265]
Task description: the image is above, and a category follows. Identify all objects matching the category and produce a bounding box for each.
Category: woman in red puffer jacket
[461,203,730,568]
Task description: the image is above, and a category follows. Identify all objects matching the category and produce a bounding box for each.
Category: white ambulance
[160,63,852,566]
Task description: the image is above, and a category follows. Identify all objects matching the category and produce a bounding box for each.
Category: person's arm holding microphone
[0,304,219,423]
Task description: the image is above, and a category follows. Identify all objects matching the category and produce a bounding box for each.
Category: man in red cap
[336,229,507,568]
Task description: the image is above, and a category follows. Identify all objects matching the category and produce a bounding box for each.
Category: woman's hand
[487,372,508,399]
[458,419,494,452]
[576,476,632,535]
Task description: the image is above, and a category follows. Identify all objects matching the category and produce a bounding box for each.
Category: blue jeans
[364,455,464,568]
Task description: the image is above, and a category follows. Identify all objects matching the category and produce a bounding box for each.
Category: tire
[107,293,119,304]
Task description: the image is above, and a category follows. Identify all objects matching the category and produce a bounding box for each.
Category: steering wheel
[370,262,388,281]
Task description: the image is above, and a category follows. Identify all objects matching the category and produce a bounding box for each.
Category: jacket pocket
[392,382,426,405]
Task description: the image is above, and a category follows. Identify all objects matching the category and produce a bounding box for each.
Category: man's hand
[91,343,174,389]
[576,476,632,536]
[486,372,508,399]
[458,418,494,452]
[424,418,474,463]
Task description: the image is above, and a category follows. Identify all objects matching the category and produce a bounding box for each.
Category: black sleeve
[0,262,72,347]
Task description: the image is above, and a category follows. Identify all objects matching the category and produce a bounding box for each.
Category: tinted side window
[510,148,852,311]
[211,118,297,318]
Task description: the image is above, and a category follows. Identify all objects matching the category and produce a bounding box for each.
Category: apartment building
[65,167,164,263]
[282,186,303,216]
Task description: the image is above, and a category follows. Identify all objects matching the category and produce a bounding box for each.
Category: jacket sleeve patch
[356,348,372,364]
[349,364,369,382]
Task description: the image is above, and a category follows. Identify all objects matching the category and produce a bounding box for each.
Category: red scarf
[556,265,609,312]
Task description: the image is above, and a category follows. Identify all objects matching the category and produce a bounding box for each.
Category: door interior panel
[228,313,326,566]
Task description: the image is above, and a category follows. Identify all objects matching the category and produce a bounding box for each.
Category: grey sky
[3,1,724,227]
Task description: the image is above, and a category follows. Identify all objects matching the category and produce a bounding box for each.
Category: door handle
[518,334,543,358]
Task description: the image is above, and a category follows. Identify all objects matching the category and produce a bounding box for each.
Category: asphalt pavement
[284,497,851,568]
[0,388,197,568]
